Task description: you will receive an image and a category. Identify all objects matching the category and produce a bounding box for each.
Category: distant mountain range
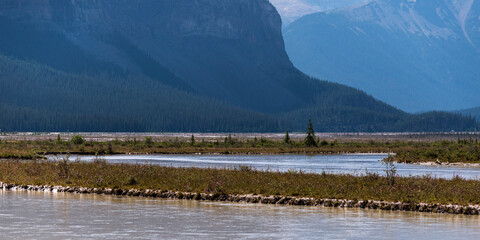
[0,0,476,132]
[284,0,480,113]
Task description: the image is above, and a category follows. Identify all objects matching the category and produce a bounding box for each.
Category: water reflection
[1,190,480,239]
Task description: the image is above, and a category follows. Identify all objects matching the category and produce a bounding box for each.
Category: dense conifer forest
[0,56,477,132]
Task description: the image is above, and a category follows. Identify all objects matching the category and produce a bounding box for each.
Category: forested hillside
[1,56,476,132]
[459,107,480,124]
[0,56,280,132]
[0,0,477,132]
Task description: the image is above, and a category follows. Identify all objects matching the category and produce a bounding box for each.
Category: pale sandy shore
[1,132,479,142]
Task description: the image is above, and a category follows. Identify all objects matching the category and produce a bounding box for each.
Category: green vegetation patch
[394,139,480,164]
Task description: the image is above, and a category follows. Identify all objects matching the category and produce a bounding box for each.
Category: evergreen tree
[304,119,317,147]
[190,135,195,146]
[284,131,290,144]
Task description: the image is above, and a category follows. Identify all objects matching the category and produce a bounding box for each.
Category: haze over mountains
[283,0,480,113]
[270,0,370,25]
[0,0,476,132]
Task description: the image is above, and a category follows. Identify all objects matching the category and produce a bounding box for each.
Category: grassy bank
[394,140,480,164]
[1,160,480,206]
[0,136,479,163]
[0,137,398,159]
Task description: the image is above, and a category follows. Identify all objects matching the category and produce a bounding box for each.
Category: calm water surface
[58,154,480,179]
[1,190,480,239]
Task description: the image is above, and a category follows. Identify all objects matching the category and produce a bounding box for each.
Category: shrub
[238,165,252,172]
[145,136,153,146]
[71,135,85,145]
[126,176,138,185]
[383,155,397,186]
[56,156,70,179]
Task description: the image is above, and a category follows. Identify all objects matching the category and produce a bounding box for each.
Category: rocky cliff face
[0,0,282,46]
[0,0,298,111]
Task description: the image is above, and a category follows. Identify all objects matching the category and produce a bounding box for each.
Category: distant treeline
[2,135,480,163]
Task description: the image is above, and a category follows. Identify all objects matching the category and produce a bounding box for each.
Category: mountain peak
[284,0,480,112]
[1,0,283,47]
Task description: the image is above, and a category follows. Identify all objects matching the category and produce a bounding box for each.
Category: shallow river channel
[54,154,480,179]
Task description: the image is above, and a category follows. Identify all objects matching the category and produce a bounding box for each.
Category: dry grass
[0,138,469,155]
[395,140,480,163]
[1,137,479,163]
[1,160,480,206]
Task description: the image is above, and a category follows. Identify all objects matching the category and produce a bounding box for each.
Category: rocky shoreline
[2,182,480,215]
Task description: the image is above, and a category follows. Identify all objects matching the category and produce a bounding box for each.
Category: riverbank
[414,162,480,167]
[1,160,480,215]
[1,136,479,163]
[0,136,399,158]
[2,183,479,215]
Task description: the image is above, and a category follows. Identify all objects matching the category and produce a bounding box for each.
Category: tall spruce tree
[304,119,317,147]
[191,135,195,146]
[284,131,290,144]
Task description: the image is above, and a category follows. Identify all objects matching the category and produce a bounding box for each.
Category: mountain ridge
[0,0,301,112]
[284,0,480,112]
[0,0,477,132]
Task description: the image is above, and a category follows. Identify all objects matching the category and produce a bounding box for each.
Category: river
[55,154,480,179]
[1,190,480,239]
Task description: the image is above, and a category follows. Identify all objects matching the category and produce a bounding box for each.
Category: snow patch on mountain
[270,0,372,25]
[269,0,321,25]
[448,0,475,45]
[339,1,456,39]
